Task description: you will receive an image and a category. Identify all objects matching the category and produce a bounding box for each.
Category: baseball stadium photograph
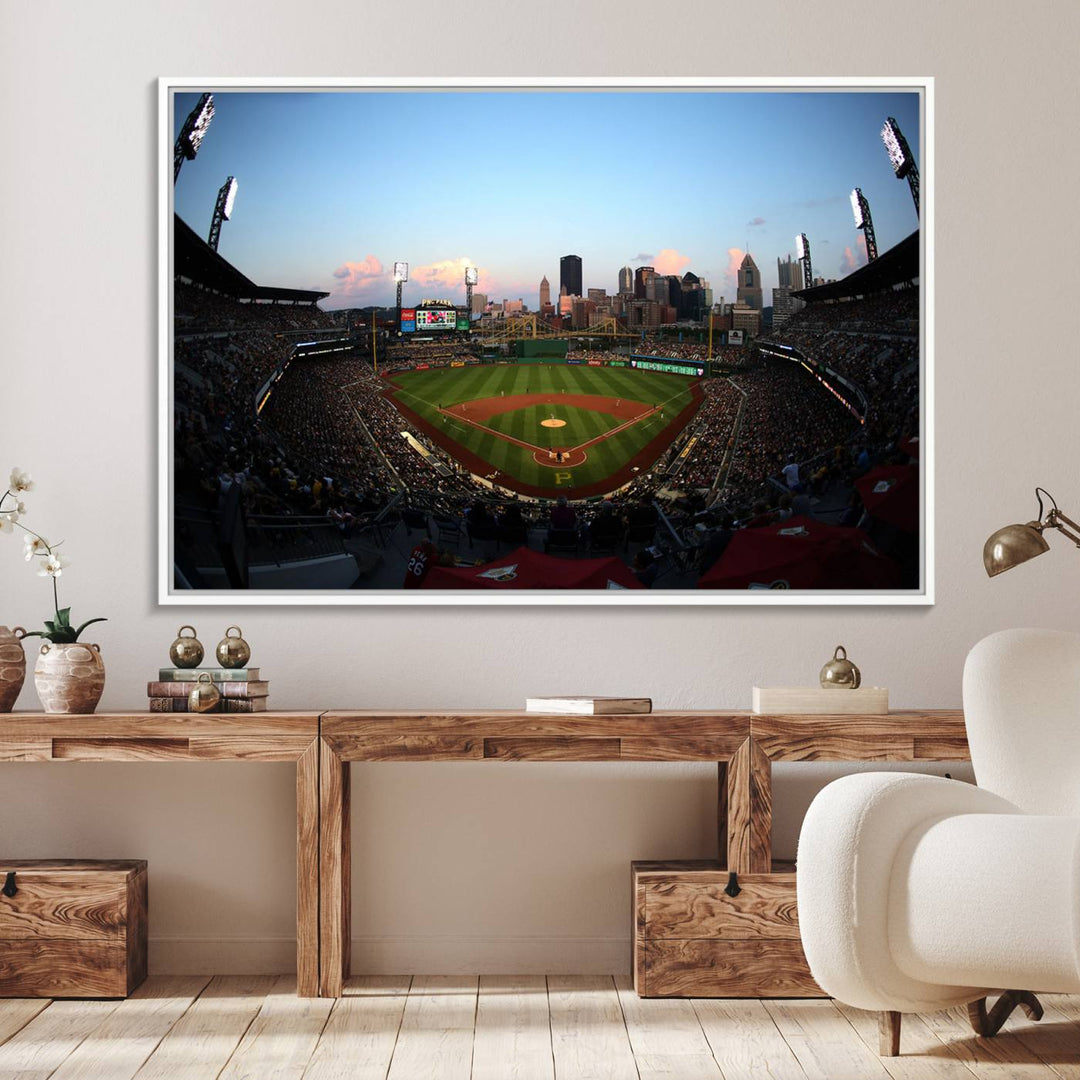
[164,80,927,600]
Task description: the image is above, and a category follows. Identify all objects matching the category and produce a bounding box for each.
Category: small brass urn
[820,645,861,689]
[188,672,221,713]
[215,626,251,669]
[169,625,204,669]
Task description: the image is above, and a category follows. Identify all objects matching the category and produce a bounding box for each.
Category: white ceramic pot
[34,642,106,714]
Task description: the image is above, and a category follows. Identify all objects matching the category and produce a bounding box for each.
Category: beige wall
[3,0,1078,973]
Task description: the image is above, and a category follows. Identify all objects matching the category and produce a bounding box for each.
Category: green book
[158,667,260,681]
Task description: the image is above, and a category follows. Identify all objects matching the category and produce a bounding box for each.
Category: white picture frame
[159,76,933,605]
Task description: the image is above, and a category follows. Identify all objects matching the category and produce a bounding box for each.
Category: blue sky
[173,89,921,310]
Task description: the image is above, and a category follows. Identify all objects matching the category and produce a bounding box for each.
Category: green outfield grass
[386,363,699,495]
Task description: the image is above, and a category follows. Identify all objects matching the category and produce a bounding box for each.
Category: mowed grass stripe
[388,364,699,491]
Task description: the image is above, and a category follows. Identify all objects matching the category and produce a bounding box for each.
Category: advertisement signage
[729,329,745,345]
[631,357,705,377]
[456,315,470,331]
[400,307,416,333]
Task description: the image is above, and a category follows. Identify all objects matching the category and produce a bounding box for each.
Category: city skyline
[173,89,921,311]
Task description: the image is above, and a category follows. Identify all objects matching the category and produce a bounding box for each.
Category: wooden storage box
[0,859,148,998]
[632,860,822,998]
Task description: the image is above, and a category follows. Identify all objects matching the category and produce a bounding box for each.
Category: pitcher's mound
[541,418,567,428]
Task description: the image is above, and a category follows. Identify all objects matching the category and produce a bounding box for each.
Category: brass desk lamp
[984,488,1080,577]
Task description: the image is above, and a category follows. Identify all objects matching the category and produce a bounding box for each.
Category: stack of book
[147,668,269,713]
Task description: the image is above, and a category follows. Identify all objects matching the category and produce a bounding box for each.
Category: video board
[630,357,705,377]
[414,308,457,330]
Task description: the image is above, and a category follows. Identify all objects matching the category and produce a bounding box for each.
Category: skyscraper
[560,255,582,299]
[618,265,633,294]
[777,254,804,291]
[737,253,763,310]
[539,276,550,309]
[634,266,655,300]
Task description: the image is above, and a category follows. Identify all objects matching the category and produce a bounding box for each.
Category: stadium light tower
[849,187,878,262]
[881,116,920,218]
[173,93,215,183]
[207,176,238,253]
[795,233,814,290]
[464,266,478,333]
[393,261,408,331]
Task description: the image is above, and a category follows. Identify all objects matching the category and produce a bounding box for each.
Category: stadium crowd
[173,282,920,587]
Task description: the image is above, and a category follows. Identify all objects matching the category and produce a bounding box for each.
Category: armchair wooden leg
[968,991,1044,1038]
[879,1010,902,1056]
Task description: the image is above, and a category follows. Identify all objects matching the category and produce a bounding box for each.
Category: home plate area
[534,446,588,468]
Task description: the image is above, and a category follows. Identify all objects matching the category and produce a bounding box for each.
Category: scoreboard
[630,355,705,377]
[415,308,457,330]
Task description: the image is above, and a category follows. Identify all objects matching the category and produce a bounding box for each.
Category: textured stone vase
[0,626,27,712]
[34,642,106,714]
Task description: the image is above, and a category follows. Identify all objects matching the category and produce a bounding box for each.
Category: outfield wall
[515,339,570,360]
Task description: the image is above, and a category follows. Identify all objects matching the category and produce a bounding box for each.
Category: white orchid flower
[38,552,70,578]
[23,534,49,560]
[0,514,13,534]
[8,469,33,493]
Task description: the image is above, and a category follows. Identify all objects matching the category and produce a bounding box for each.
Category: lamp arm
[1047,509,1080,548]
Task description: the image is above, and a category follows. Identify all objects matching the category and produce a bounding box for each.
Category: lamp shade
[983,522,1050,577]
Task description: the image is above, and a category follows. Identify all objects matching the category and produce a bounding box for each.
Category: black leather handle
[724,871,741,898]
[2,871,16,898]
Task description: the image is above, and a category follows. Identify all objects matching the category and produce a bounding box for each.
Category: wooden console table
[0,712,322,997]
[1,708,971,999]
[318,709,969,998]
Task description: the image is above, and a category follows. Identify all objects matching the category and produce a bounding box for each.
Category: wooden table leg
[319,738,351,997]
[717,760,728,869]
[726,738,772,874]
[296,738,320,997]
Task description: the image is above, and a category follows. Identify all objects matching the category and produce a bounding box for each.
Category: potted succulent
[1,468,107,714]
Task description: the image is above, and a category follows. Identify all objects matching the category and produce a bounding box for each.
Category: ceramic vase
[34,642,106,714]
[0,626,27,712]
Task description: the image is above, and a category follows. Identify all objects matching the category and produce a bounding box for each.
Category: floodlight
[173,92,216,182]
[850,189,865,228]
[795,234,807,259]
[222,177,238,220]
[207,175,238,252]
[184,94,215,158]
[465,266,478,286]
[881,117,912,178]
[393,261,409,283]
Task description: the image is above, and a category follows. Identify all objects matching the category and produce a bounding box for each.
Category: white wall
[3,0,1079,974]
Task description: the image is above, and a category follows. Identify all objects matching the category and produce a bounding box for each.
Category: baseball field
[384,363,703,498]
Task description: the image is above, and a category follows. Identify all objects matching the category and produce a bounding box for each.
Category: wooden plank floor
[1,976,1078,1079]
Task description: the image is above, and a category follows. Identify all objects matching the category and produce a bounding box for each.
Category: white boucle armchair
[797,628,1080,1056]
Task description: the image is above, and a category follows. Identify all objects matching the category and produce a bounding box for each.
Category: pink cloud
[839,236,869,277]
[721,247,745,297]
[411,256,493,296]
[652,248,693,277]
[328,255,387,303]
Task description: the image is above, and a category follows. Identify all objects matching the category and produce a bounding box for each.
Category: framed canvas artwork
[159,77,932,604]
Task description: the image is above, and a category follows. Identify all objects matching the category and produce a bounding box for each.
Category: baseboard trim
[149,934,630,975]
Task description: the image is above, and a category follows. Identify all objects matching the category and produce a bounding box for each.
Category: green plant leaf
[55,607,71,626]
[73,617,107,641]
[43,620,56,634]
